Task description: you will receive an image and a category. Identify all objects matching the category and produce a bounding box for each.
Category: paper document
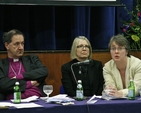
[46,94,75,103]
[0,102,13,107]
[87,95,101,104]
[11,95,39,102]
[0,101,42,109]
[13,103,43,109]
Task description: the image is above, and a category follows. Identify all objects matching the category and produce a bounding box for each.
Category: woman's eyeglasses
[77,45,90,49]
[110,47,126,51]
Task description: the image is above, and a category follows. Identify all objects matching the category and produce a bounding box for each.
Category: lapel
[3,58,9,77]
[2,56,31,76]
[125,57,131,88]
[111,57,131,89]
[21,56,31,72]
[112,64,123,89]
[87,60,95,86]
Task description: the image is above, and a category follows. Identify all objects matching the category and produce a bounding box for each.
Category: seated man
[0,29,48,100]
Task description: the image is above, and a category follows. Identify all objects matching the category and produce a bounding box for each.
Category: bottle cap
[15,82,19,85]
[78,80,82,83]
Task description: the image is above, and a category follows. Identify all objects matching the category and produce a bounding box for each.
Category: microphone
[71,59,90,84]
[73,59,90,65]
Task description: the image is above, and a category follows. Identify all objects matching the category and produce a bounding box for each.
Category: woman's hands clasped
[103,83,123,100]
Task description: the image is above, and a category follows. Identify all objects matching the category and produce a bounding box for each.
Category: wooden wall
[0,51,141,96]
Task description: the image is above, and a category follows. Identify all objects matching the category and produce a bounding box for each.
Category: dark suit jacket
[0,55,48,100]
[61,59,104,97]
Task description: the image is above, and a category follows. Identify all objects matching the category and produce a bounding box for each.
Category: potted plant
[120,0,141,50]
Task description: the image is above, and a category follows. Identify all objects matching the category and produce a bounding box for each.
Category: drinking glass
[138,88,141,100]
[103,84,114,101]
[43,85,53,98]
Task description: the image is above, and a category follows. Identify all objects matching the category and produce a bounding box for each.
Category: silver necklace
[10,61,22,76]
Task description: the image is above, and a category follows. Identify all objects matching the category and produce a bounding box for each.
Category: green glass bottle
[128,79,135,100]
[76,80,83,101]
[14,82,21,104]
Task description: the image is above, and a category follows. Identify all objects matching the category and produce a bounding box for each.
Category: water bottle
[14,82,21,104]
[76,80,83,100]
[128,79,135,100]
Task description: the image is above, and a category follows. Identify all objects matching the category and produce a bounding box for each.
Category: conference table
[0,96,141,113]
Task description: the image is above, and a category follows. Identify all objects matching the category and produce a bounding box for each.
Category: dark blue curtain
[90,7,115,49]
[0,0,133,50]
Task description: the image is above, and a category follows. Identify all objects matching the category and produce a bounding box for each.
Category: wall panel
[0,51,140,96]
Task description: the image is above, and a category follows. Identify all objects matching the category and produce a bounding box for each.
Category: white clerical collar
[13,59,19,62]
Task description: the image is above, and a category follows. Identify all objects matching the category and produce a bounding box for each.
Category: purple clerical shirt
[6,58,42,100]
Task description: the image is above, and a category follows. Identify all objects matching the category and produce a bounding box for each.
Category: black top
[61,59,104,97]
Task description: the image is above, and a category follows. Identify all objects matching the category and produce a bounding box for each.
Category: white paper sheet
[11,95,39,102]
[12,103,43,109]
[0,102,13,106]
[46,94,75,103]
[0,101,43,109]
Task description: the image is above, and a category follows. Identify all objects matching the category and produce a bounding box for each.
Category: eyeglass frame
[76,45,90,49]
[110,47,126,51]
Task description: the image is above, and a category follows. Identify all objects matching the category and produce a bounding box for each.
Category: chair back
[60,85,65,94]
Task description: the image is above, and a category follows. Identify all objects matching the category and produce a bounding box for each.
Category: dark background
[0,0,133,50]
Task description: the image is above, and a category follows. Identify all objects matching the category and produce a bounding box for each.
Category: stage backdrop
[0,0,133,50]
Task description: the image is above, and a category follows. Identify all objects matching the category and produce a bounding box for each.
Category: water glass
[43,85,53,98]
[103,84,114,101]
[138,88,141,100]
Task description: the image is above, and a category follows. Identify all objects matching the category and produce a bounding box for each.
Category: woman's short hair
[70,36,92,60]
[108,34,130,57]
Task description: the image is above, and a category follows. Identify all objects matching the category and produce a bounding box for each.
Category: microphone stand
[71,63,78,84]
[71,59,90,85]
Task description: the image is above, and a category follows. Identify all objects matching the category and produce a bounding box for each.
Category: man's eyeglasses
[77,45,90,49]
[110,47,126,51]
